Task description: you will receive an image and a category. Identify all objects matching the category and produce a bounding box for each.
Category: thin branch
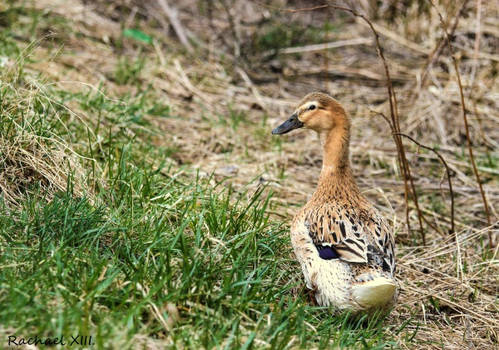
[369,110,412,234]
[419,0,470,88]
[395,133,455,234]
[429,0,493,247]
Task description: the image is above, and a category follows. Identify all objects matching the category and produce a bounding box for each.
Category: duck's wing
[305,205,395,273]
[365,211,396,274]
[305,205,368,263]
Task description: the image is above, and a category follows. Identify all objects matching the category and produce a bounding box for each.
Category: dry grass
[0,63,88,207]
[1,0,498,348]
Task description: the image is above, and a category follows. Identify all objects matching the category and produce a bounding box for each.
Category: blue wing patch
[316,245,340,260]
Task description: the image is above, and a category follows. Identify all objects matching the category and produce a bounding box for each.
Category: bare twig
[419,0,470,89]
[371,110,442,238]
[369,110,413,235]
[429,0,493,247]
[395,133,455,234]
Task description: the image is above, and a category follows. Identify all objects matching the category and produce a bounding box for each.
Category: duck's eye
[308,105,316,111]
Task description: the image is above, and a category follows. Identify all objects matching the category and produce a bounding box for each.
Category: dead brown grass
[0,64,88,207]
[3,0,498,348]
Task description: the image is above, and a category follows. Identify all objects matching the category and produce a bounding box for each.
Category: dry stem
[429,0,493,247]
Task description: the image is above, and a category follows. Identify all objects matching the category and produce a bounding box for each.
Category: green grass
[0,9,407,350]
[114,56,146,86]
[0,175,396,348]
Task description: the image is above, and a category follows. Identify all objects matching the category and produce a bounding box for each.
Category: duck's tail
[352,276,397,309]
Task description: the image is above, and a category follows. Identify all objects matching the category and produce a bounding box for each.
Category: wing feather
[305,204,395,274]
[305,204,368,263]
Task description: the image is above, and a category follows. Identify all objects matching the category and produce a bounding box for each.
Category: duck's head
[271,92,347,135]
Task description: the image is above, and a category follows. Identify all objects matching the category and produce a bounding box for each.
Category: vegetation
[0,0,497,349]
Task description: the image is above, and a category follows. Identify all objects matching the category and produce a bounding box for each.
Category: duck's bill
[271,113,304,135]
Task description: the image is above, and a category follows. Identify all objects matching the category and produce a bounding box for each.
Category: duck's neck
[315,125,359,198]
[320,124,350,170]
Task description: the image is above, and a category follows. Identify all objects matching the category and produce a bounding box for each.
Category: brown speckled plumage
[273,92,397,312]
[301,166,395,273]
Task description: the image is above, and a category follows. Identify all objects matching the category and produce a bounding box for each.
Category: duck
[272,92,397,312]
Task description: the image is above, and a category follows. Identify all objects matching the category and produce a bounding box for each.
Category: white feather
[352,277,396,308]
